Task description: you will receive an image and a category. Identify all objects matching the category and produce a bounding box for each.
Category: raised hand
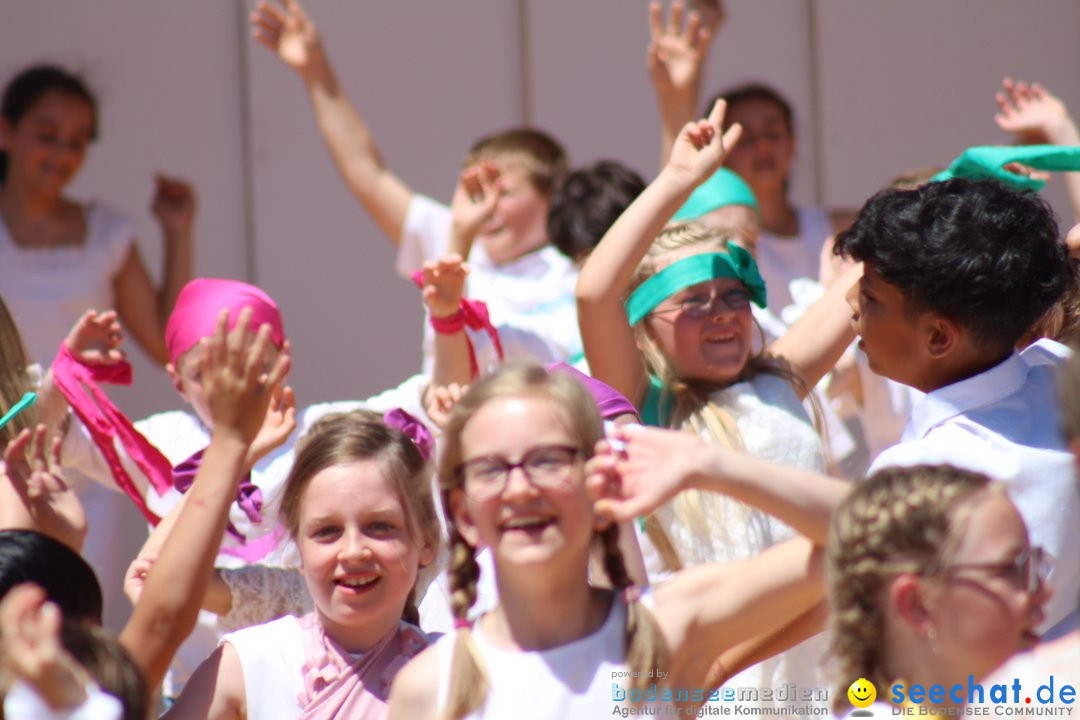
[200,308,292,446]
[0,425,87,552]
[667,98,742,183]
[424,382,467,430]
[0,584,90,711]
[419,254,469,319]
[647,1,716,110]
[588,424,718,522]
[449,163,502,258]
[995,78,1077,145]
[245,384,298,472]
[63,309,124,366]
[251,0,326,80]
[151,174,197,241]
[123,553,156,606]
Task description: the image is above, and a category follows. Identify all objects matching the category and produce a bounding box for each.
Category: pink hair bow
[383,408,434,461]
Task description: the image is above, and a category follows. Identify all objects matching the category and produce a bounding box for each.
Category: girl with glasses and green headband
[576,99,861,708]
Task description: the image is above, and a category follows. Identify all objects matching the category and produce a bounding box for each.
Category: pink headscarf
[165,278,285,364]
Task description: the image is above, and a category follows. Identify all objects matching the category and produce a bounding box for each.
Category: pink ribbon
[50,343,172,525]
[410,270,504,377]
[382,408,434,461]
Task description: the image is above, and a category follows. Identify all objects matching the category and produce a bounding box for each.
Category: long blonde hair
[826,465,991,713]
[630,222,820,570]
[0,296,37,446]
[437,365,669,719]
[278,410,441,626]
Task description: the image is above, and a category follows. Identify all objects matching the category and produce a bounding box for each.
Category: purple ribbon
[383,408,434,461]
[173,448,263,542]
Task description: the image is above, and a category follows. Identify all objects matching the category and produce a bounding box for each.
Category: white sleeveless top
[221,615,305,720]
[0,202,133,365]
[756,206,831,317]
[640,373,831,710]
[432,594,666,719]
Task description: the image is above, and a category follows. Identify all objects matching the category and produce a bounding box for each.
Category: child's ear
[417,536,437,568]
[166,362,188,401]
[888,573,935,632]
[448,488,480,548]
[925,313,959,360]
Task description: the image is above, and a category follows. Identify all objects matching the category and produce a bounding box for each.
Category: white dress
[755,206,831,317]
[640,373,832,710]
[220,616,306,720]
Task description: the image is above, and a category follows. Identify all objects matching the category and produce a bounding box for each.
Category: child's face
[643,249,755,386]
[475,160,550,264]
[922,490,1046,681]
[722,98,794,196]
[846,265,931,390]
[167,337,283,428]
[451,395,594,573]
[0,90,93,197]
[296,460,433,652]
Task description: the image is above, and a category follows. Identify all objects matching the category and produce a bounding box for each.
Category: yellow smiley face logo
[847,678,876,708]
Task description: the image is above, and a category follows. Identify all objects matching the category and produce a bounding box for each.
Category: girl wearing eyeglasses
[827,464,1051,718]
[388,365,850,719]
[576,100,860,702]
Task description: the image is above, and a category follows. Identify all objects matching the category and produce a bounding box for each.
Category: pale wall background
[4,0,1079,418]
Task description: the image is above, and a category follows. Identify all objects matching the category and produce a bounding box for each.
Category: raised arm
[647,0,721,168]
[119,308,291,689]
[765,262,862,396]
[251,0,413,243]
[576,101,742,406]
[995,77,1080,224]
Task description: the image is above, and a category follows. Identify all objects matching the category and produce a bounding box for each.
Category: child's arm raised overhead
[765,262,862,397]
[647,0,720,168]
[995,77,1080,225]
[576,101,742,406]
[252,0,413,243]
[119,308,291,692]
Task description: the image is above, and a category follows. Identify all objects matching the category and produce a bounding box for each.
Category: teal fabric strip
[0,391,36,431]
[624,247,767,325]
[672,167,759,221]
[931,144,1080,191]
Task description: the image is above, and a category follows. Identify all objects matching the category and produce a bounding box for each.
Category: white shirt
[395,194,582,373]
[868,339,1080,633]
[756,206,831,317]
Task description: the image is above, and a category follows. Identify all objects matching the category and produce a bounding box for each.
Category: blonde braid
[443,528,486,720]
[599,525,669,691]
[827,465,990,713]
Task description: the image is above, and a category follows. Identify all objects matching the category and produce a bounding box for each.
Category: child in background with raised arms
[251,0,580,372]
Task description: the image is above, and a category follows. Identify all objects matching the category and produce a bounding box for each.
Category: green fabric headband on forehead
[672,167,759,222]
[624,246,767,325]
[931,144,1080,191]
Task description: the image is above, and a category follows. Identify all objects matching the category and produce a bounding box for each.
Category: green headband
[625,247,767,325]
[931,144,1080,191]
[672,167,759,222]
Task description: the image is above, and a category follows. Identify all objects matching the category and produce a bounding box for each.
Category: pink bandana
[165,278,285,365]
[50,343,172,524]
[297,613,430,720]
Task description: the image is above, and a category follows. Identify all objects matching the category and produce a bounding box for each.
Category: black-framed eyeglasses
[946,546,1053,596]
[456,444,583,501]
[651,287,752,319]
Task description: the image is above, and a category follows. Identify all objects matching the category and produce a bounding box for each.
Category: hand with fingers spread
[0,425,87,552]
[648,1,715,115]
[0,584,91,711]
[200,308,292,447]
[245,384,298,473]
[588,425,718,522]
[449,163,502,258]
[419,255,469,319]
[251,0,328,82]
[63,309,125,366]
[667,98,742,184]
[995,78,1079,146]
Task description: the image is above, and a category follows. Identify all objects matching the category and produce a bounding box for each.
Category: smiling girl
[162,410,441,719]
